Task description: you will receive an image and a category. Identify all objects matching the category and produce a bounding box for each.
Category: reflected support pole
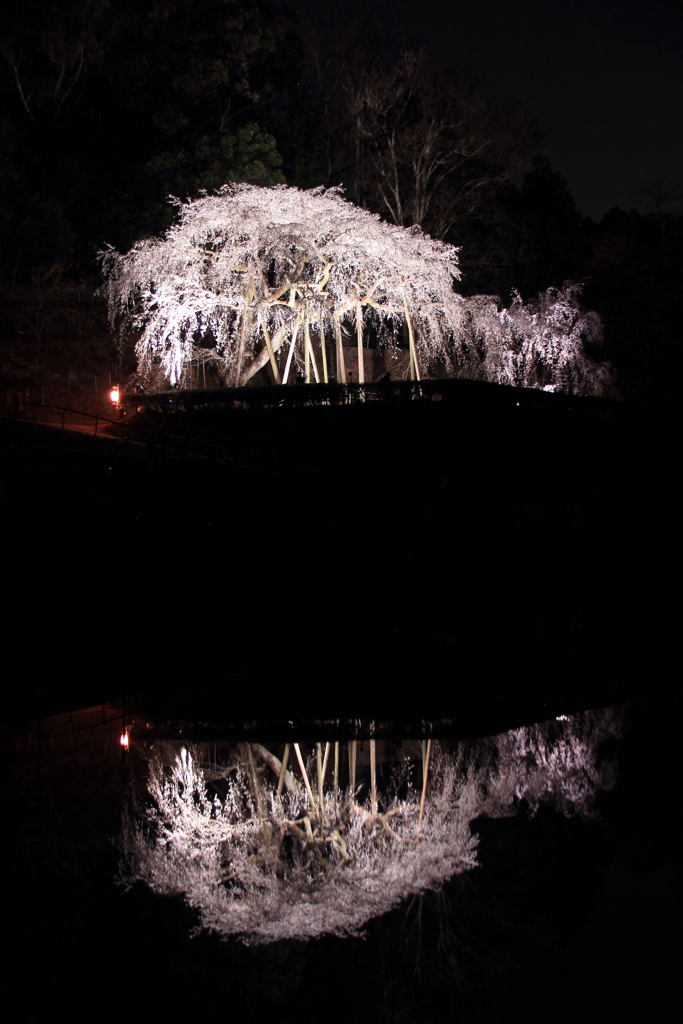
[418,738,432,832]
[370,738,377,817]
[276,743,290,797]
[349,739,357,796]
[316,743,323,812]
[322,741,330,790]
[294,742,316,810]
[334,741,339,808]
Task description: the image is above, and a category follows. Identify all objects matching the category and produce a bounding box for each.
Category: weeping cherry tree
[100,183,616,396]
[99,183,466,388]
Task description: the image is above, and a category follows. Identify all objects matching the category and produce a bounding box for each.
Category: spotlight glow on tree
[100,183,465,388]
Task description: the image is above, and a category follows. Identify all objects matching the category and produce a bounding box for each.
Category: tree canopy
[100,183,464,387]
[101,183,617,397]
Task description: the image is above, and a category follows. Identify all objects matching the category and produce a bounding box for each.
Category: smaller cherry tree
[459,283,617,397]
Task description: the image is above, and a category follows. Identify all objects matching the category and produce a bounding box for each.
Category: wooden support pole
[356,302,365,384]
[305,319,320,382]
[261,322,281,384]
[320,324,329,383]
[305,319,312,384]
[309,337,320,382]
[400,281,421,382]
[335,320,346,384]
[253,743,302,799]
[282,325,300,385]
[241,323,287,385]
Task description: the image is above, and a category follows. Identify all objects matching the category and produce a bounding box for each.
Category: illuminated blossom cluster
[459,283,617,397]
[99,183,464,387]
[101,184,615,397]
[477,708,621,819]
[119,709,621,944]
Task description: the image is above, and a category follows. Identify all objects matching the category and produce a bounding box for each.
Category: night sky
[282,0,683,219]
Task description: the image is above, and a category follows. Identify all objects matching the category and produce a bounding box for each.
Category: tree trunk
[261,322,281,383]
[234,311,248,386]
[252,742,302,799]
[240,324,287,385]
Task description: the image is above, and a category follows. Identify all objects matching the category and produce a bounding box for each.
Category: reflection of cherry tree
[100,183,464,388]
[119,709,621,944]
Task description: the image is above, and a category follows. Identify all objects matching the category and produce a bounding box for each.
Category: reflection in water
[119,708,621,943]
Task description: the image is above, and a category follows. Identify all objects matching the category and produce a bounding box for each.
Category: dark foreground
[2,379,676,729]
[2,381,679,1019]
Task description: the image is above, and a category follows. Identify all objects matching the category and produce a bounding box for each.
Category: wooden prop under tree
[99,184,465,389]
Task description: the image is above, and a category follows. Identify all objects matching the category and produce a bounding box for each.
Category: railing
[133,378,430,414]
[15,402,254,465]
[4,379,650,455]
[30,403,122,437]
[127,376,641,418]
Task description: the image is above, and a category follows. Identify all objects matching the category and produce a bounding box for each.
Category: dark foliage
[581,203,683,407]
